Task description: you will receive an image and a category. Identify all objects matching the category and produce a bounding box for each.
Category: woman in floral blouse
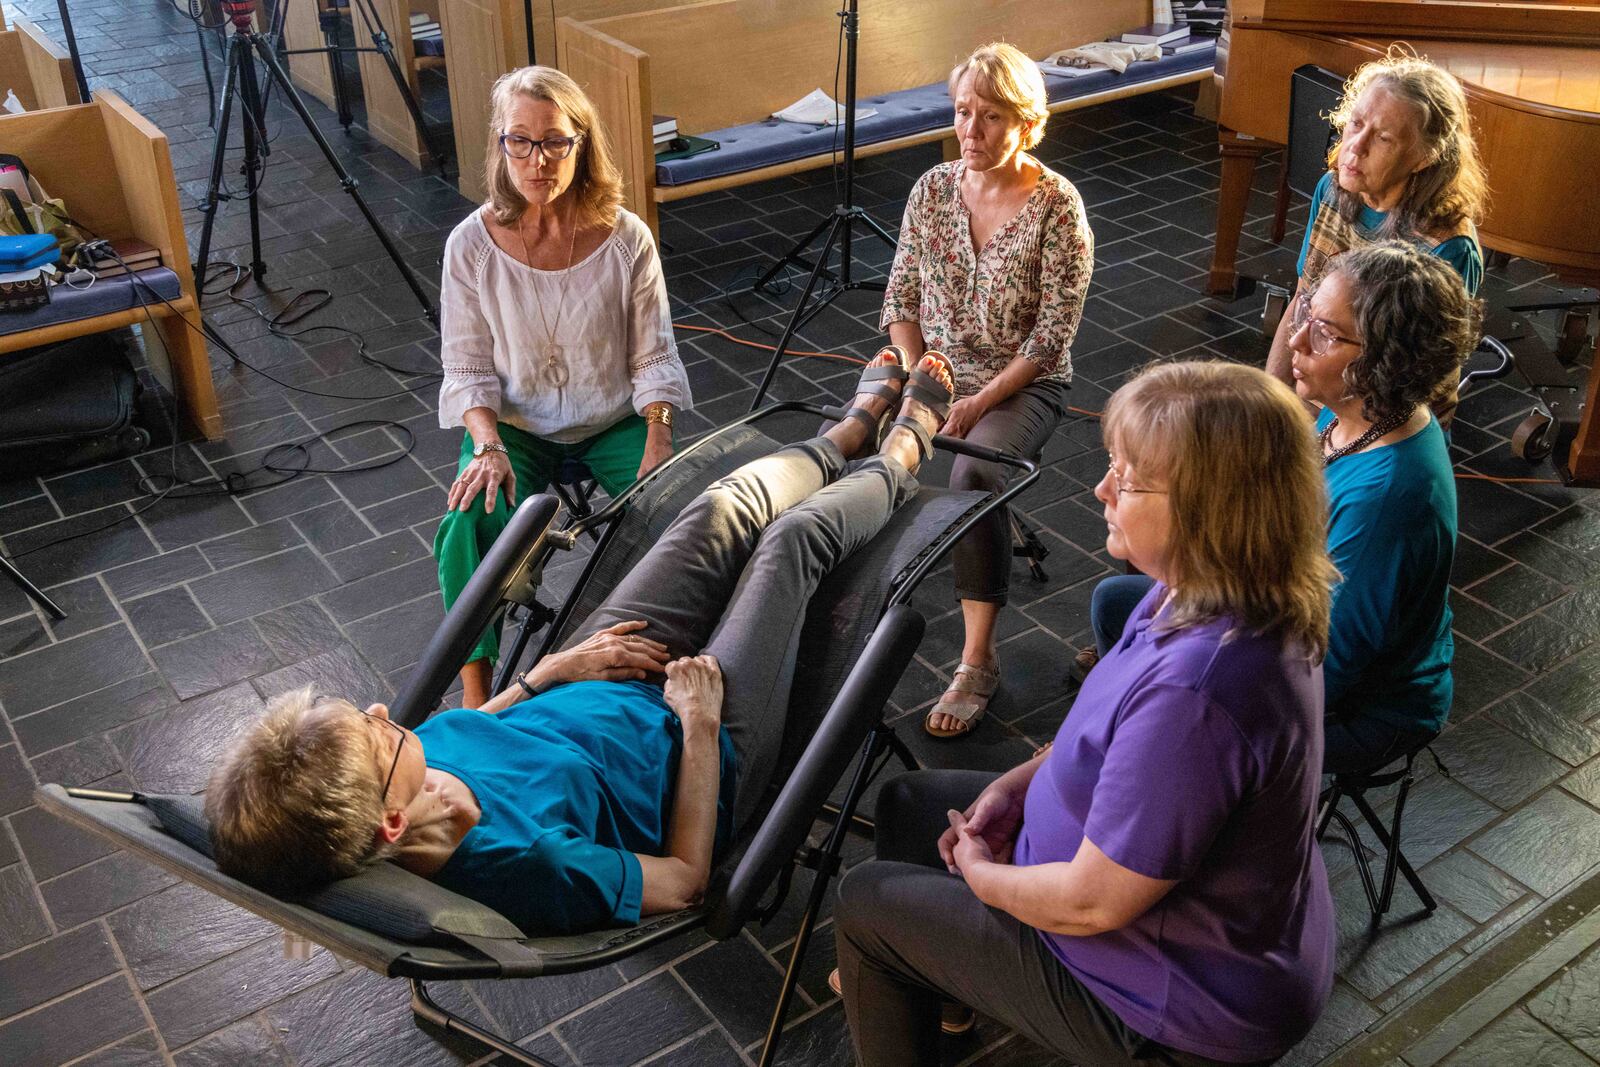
[882,42,1094,738]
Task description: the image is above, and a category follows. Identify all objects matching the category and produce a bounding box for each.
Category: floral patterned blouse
[880,160,1094,398]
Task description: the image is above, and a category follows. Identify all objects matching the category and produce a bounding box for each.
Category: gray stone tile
[674,934,787,1047]
[1526,648,1600,723]
[463,966,627,1044]
[1431,715,1567,809]
[325,529,430,583]
[766,999,854,1067]
[173,1018,289,1067]
[1420,850,1529,924]
[317,554,439,624]
[0,624,151,719]
[109,881,278,990]
[290,499,377,554]
[0,923,122,1019]
[140,493,253,552]
[144,935,341,1047]
[557,973,711,1066]
[196,517,305,569]
[251,643,391,705]
[73,1030,167,1067]
[345,595,444,673]
[101,546,212,600]
[109,682,268,794]
[1439,1008,1594,1067]
[1525,944,1600,1058]
[10,673,175,757]
[265,966,485,1067]
[150,620,281,701]
[1488,690,1600,767]
[0,862,51,955]
[40,577,121,641]
[252,600,347,664]
[1485,614,1595,674]
[1561,757,1600,809]
[0,744,34,816]
[39,850,180,930]
[0,976,145,1067]
[1332,872,1475,999]
[124,586,211,648]
[186,546,339,626]
[10,803,118,881]
[1469,788,1600,896]
[1466,563,1568,619]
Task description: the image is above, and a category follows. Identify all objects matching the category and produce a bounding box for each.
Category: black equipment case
[0,331,151,478]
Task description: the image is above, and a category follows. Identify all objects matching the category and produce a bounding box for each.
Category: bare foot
[824,348,908,458]
[880,353,954,474]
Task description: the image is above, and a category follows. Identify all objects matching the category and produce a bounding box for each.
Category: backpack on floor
[0,331,152,478]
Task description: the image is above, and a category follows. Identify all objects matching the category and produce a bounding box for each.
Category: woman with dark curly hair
[1091,242,1478,772]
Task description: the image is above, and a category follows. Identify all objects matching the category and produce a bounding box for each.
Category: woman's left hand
[638,431,673,479]
[941,395,991,440]
[947,809,998,876]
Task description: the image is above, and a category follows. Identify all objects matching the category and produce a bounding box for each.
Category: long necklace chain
[518,213,579,388]
[1320,407,1414,466]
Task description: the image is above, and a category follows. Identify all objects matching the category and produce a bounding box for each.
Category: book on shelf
[653,131,676,147]
[652,114,678,138]
[408,13,441,39]
[1162,38,1212,54]
[1120,22,1189,45]
[89,238,162,279]
[654,134,719,162]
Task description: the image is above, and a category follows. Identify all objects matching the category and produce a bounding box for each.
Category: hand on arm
[446,407,516,514]
[639,655,725,913]
[956,834,1176,936]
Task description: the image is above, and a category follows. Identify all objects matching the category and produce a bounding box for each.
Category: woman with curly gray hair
[1288,240,1480,771]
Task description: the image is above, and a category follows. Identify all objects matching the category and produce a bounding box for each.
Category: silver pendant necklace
[519,213,579,388]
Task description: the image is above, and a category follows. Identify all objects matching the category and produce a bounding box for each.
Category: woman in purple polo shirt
[833,361,1339,1066]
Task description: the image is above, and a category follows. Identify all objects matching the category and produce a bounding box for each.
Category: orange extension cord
[673,321,1569,487]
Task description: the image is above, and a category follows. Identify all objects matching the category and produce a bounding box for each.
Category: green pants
[434,415,651,666]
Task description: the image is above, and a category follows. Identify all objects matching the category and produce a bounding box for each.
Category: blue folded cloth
[0,234,58,271]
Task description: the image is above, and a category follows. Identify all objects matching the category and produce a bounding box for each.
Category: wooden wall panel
[281,0,337,111]
[557,17,655,230]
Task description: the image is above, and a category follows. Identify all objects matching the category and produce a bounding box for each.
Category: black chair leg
[1351,789,1436,915]
[1328,806,1383,917]
[1009,509,1049,583]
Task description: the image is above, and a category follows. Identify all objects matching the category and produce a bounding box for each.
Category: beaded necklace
[1320,408,1413,466]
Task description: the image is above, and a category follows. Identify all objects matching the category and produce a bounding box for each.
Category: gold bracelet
[644,405,673,428]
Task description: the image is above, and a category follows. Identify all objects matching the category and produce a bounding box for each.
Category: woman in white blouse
[435,65,692,707]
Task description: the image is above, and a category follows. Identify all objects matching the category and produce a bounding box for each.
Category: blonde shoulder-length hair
[484,66,624,230]
[948,42,1050,150]
[1103,361,1338,659]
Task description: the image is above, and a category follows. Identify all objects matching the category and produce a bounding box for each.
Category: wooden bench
[0,14,81,111]
[554,0,1215,234]
[0,93,223,439]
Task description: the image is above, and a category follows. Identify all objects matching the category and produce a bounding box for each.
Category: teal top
[1318,407,1457,734]
[1298,172,1483,297]
[415,680,737,935]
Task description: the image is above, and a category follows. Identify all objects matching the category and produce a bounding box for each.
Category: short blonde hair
[1326,47,1489,238]
[485,65,624,230]
[1103,362,1338,658]
[948,42,1049,150]
[205,687,393,894]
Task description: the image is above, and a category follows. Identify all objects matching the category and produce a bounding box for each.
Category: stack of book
[409,12,444,57]
[653,115,678,150]
[1118,21,1210,54]
[88,239,162,279]
[1171,0,1224,38]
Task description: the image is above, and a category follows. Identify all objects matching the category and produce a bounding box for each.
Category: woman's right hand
[938,777,1027,871]
[448,449,516,513]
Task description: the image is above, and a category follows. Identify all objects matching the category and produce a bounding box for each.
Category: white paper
[772,88,878,126]
[2,89,25,115]
[1037,61,1106,78]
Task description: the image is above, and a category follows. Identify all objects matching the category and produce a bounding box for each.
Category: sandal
[827,968,977,1035]
[841,346,911,454]
[926,660,1000,738]
[889,350,956,463]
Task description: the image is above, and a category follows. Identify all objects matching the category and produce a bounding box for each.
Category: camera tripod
[746,0,896,410]
[192,0,438,325]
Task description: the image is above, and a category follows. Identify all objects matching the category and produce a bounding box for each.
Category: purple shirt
[1014,585,1335,1063]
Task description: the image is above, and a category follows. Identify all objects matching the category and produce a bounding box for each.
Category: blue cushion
[0,267,183,337]
[655,43,1214,187]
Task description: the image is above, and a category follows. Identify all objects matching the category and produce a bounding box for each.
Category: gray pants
[834,771,1258,1067]
[573,438,918,828]
[951,380,1069,603]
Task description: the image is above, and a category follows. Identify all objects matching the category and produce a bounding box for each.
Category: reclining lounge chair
[37,401,1039,1067]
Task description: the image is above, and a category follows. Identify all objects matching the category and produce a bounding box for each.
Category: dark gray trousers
[951,379,1069,603]
[834,770,1259,1067]
[572,438,918,829]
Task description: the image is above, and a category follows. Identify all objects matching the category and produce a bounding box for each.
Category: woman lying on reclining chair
[204,351,955,936]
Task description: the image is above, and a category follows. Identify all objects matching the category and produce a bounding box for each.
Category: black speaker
[1287,64,1345,199]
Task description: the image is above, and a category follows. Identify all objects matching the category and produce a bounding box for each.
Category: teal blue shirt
[1298,172,1483,296]
[1319,408,1456,733]
[415,680,737,935]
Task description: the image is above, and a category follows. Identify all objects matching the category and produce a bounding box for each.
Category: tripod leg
[193,37,243,286]
[249,33,440,325]
[860,210,900,250]
[748,213,847,411]
[2,557,66,621]
[320,7,354,129]
[751,211,836,294]
[234,48,270,280]
[351,0,450,174]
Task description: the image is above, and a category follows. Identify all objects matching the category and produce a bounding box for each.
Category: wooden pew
[554,0,1180,232]
[0,93,224,440]
[0,16,81,111]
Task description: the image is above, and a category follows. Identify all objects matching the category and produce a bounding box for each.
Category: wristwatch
[472,440,510,459]
[643,405,673,428]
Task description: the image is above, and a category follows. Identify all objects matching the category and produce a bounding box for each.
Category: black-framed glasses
[1289,292,1363,357]
[498,132,582,160]
[1107,454,1167,497]
[356,707,406,802]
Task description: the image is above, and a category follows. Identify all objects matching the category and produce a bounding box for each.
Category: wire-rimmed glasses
[1107,454,1167,497]
[355,707,406,802]
[1289,291,1363,357]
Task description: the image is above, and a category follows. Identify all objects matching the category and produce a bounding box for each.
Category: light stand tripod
[745,0,897,410]
[192,0,439,325]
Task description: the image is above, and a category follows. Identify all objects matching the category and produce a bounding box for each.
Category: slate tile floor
[2,3,1600,1064]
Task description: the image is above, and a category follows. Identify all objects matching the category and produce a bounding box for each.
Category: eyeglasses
[1289,292,1363,357]
[1107,454,1166,497]
[498,133,582,160]
[355,707,406,803]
